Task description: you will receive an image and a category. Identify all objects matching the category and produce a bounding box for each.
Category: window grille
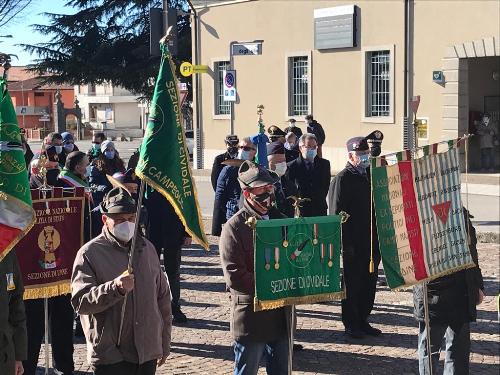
[214,61,230,115]
[367,50,390,117]
[288,56,309,116]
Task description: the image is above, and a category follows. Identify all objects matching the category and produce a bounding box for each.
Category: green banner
[135,44,208,249]
[254,215,344,311]
[0,78,35,261]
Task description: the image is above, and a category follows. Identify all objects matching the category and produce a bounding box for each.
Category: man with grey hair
[285,133,331,217]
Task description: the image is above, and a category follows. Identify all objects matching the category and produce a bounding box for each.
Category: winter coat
[71,228,172,366]
[307,120,326,145]
[215,165,242,221]
[211,152,235,191]
[219,200,288,342]
[285,155,331,217]
[328,163,379,263]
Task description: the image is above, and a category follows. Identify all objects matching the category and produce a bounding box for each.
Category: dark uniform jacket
[329,163,379,262]
[211,152,234,191]
[284,145,300,163]
[285,155,331,217]
[413,210,484,324]
[284,125,303,139]
[0,250,27,374]
[219,201,287,342]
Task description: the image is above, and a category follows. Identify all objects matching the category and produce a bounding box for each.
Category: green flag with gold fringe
[0,78,35,261]
[254,215,344,311]
[135,45,208,249]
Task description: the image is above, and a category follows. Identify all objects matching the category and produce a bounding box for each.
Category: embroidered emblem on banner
[432,201,452,225]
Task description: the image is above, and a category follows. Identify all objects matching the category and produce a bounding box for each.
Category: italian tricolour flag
[0,78,35,261]
[371,141,474,290]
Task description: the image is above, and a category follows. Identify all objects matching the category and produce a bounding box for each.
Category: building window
[214,61,230,115]
[288,56,309,116]
[34,92,44,97]
[366,50,390,117]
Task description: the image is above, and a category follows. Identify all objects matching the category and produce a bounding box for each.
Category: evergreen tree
[23,0,191,97]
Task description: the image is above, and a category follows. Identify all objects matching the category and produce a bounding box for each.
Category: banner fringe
[135,171,209,250]
[389,261,476,291]
[254,291,345,312]
[23,282,71,300]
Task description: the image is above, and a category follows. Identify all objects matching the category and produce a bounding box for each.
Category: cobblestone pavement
[37,239,500,375]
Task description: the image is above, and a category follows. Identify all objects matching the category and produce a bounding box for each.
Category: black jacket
[284,125,303,138]
[285,155,330,217]
[329,163,379,262]
[211,152,234,191]
[145,190,188,250]
[284,145,300,163]
[307,120,326,145]
[413,210,484,324]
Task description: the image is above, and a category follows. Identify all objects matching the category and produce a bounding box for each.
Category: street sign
[432,71,444,83]
[180,61,209,77]
[231,42,262,56]
[223,70,236,102]
[39,116,50,122]
[20,106,27,114]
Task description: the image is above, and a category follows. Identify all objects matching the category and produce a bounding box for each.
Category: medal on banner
[328,244,334,268]
[320,243,326,263]
[313,223,319,245]
[264,248,271,271]
[274,247,280,270]
[282,226,288,248]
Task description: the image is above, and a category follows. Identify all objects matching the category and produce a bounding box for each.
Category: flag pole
[117,178,146,347]
[412,115,433,375]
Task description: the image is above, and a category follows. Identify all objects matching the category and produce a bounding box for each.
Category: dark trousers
[341,258,378,330]
[480,148,494,170]
[162,245,182,311]
[94,360,156,375]
[23,295,74,375]
[418,321,471,375]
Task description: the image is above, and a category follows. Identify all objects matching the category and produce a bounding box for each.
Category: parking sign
[223,70,236,102]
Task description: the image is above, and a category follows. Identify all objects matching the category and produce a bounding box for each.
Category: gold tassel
[23,282,71,300]
[369,260,375,273]
[254,291,345,312]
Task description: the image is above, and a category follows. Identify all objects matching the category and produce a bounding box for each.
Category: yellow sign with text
[180,62,209,77]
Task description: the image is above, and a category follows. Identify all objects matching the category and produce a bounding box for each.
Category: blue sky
[0,0,73,66]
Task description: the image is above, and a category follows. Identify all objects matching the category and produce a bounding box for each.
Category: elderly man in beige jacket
[71,187,172,375]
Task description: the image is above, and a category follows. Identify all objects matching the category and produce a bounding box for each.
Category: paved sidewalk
[36,241,500,374]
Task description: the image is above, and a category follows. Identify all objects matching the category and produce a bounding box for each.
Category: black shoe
[345,327,365,339]
[293,343,304,351]
[173,309,188,324]
[361,323,381,336]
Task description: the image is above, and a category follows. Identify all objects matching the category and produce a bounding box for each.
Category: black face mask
[250,191,276,212]
[370,145,382,157]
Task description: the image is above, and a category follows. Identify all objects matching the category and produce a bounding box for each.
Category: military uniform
[329,135,381,338]
[0,250,27,375]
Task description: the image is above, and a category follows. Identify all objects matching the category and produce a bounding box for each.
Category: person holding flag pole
[0,58,35,375]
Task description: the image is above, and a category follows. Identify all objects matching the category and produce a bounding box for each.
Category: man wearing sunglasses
[213,138,256,235]
[220,161,290,374]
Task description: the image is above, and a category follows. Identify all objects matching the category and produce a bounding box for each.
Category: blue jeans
[418,321,470,375]
[233,337,290,375]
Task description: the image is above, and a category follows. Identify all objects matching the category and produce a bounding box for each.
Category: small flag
[135,44,208,249]
[0,78,35,261]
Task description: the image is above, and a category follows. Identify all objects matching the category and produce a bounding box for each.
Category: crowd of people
[1,115,486,375]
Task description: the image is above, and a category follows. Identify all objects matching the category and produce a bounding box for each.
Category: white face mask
[85,165,92,177]
[274,162,287,177]
[110,221,135,242]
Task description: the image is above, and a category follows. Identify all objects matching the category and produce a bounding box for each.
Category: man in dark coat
[329,136,381,339]
[284,119,303,138]
[305,115,326,158]
[284,132,300,163]
[146,189,191,324]
[212,138,256,236]
[211,135,239,190]
[413,209,484,375]
[267,141,294,218]
[267,125,287,144]
[0,250,27,375]
[285,133,331,217]
[219,161,290,374]
[210,135,239,236]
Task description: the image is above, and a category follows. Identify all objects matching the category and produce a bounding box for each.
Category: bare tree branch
[0,0,34,29]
